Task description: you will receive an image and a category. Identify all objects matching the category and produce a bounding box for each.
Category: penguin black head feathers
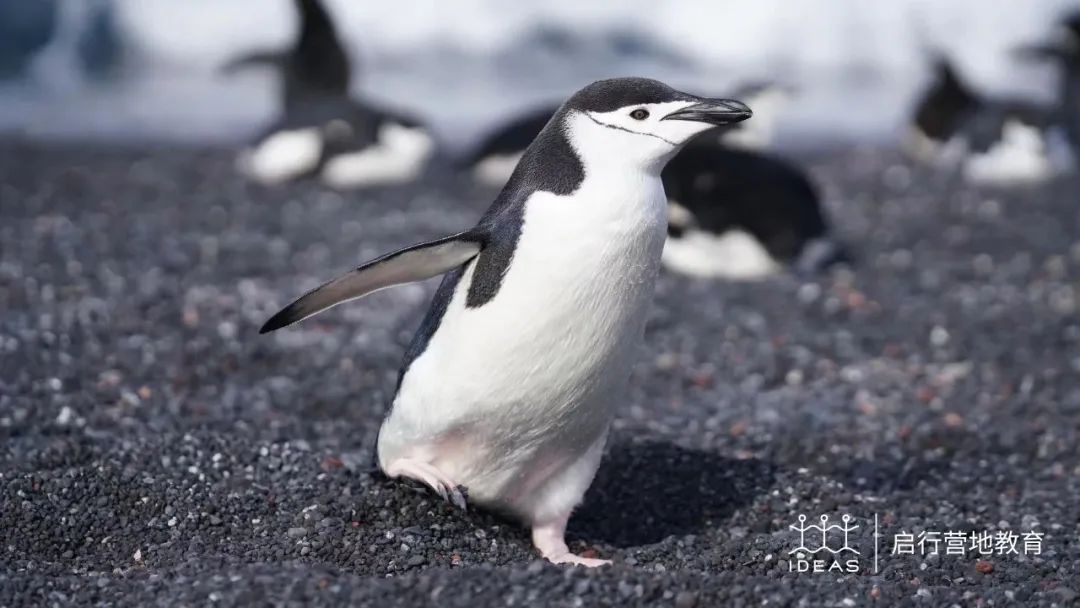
[563,77,751,125]
[540,77,752,174]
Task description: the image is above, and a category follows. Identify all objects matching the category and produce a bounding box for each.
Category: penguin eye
[630,108,649,120]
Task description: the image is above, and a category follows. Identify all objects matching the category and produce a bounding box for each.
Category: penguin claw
[383,458,468,511]
[449,485,468,511]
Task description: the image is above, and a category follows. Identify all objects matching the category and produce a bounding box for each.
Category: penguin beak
[662,98,752,126]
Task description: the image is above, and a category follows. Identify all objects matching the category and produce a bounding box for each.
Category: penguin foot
[532,515,611,568]
[543,551,612,568]
[384,458,468,510]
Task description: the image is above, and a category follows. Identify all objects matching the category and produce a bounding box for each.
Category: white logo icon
[788,514,863,573]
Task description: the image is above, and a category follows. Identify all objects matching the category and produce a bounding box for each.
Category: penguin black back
[663,142,832,265]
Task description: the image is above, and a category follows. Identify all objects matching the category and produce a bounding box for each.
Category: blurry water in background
[0,0,1075,148]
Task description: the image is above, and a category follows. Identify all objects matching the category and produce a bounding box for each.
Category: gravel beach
[1,140,1078,606]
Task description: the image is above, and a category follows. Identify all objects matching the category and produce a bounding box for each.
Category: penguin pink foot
[532,513,611,567]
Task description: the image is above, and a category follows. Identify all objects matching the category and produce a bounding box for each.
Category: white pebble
[930,326,949,347]
[55,406,75,426]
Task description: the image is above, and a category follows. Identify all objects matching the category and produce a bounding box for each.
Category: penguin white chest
[321,123,435,188]
[381,178,668,512]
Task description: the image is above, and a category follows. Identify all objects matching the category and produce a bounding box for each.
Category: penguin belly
[321,123,435,188]
[238,128,324,184]
[662,226,781,279]
[377,182,667,524]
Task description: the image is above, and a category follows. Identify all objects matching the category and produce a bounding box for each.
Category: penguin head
[562,78,752,172]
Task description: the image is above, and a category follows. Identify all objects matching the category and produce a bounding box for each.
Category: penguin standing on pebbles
[225,0,434,187]
[905,56,1070,184]
[260,78,751,566]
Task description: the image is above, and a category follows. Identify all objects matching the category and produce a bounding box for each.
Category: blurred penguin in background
[0,0,57,79]
[1015,12,1080,158]
[459,82,844,280]
[225,0,435,188]
[905,55,1071,185]
[661,142,846,280]
[462,80,795,188]
[0,0,124,83]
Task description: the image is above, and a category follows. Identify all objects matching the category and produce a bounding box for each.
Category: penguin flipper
[260,232,483,333]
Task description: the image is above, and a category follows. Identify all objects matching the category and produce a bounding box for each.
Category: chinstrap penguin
[662,142,847,280]
[463,81,790,187]
[226,0,435,187]
[905,55,1070,184]
[260,77,751,566]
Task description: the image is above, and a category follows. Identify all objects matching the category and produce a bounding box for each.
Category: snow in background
[0,0,1076,148]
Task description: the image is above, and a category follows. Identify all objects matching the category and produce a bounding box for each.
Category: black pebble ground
[1,141,1078,607]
